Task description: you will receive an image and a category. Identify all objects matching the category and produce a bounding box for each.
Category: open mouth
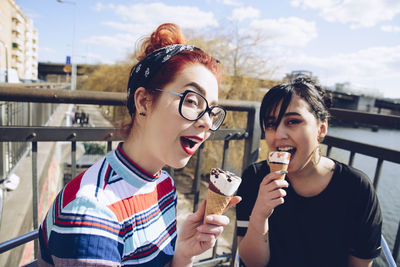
[180,136,203,155]
[277,146,296,158]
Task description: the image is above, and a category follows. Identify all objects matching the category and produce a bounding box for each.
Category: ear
[134,87,153,115]
[318,119,328,142]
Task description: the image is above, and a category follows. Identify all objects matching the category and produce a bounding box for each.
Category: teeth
[187,137,199,143]
[278,146,294,152]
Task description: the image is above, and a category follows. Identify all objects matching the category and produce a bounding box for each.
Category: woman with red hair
[38,23,240,266]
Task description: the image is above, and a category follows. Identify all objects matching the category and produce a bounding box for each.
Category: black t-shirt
[236,159,382,267]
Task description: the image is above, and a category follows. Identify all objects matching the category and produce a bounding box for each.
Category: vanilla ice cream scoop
[268,151,291,164]
[209,168,242,196]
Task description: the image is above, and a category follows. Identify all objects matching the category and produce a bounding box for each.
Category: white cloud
[93,2,115,12]
[81,33,138,60]
[84,2,220,63]
[109,3,218,29]
[273,45,400,98]
[250,17,317,47]
[230,6,260,21]
[216,0,242,6]
[84,52,114,64]
[102,21,154,35]
[80,33,141,64]
[291,0,400,28]
[381,25,400,32]
[94,2,105,11]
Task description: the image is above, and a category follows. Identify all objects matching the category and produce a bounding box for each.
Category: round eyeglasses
[154,89,226,131]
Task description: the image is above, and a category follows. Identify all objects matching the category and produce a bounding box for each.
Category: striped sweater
[38,143,177,266]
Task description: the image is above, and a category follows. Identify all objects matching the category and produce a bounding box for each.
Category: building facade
[0,0,38,82]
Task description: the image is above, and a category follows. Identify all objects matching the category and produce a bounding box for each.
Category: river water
[328,126,400,266]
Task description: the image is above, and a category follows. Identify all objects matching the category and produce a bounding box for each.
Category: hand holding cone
[204,168,242,223]
[268,151,291,180]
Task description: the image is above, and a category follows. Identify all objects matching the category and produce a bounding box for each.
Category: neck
[289,159,319,182]
[287,157,334,197]
[122,129,164,176]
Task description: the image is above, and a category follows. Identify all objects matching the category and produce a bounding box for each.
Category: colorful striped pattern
[38,143,177,266]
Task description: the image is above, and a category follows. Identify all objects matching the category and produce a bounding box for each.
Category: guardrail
[0,85,399,266]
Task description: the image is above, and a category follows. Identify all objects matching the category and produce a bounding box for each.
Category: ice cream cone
[268,151,291,180]
[204,189,233,223]
[203,168,242,223]
[269,162,289,180]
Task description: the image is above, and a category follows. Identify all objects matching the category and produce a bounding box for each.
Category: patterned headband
[126,44,200,117]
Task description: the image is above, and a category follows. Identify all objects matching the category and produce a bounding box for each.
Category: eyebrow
[267,112,302,120]
[184,82,218,106]
[284,112,302,117]
[185,82,206,96]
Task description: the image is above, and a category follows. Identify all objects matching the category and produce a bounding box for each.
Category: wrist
[248,215,269,242]
[173,243,195,267]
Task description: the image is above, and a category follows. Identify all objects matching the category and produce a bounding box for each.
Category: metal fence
[0,85,399,266]
[0,83,65,181]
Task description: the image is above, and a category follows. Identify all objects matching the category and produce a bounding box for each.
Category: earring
[311,144,322,166]
[139,112,146,116]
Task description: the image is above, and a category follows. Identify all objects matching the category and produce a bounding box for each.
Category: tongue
[181,137,194,149]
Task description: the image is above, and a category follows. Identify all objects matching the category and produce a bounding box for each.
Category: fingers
[260,172,289,190]
[196,221,225,244]
[253,173,288,217]
[197,224,224,236]
[196,233,216,247]
[225,196,242,210]
[204,214,230,226]
[190,200,206,222]
[271,188,287,199]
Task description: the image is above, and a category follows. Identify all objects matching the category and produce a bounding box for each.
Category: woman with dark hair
[38,23,240,266]
[236,77,382,267]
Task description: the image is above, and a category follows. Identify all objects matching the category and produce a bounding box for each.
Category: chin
[169,157,191,169]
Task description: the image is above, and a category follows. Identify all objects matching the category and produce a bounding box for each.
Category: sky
[16,0,400,99]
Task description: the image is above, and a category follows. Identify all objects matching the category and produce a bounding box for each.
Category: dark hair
[259,76,332,135]
[121,23,222,137]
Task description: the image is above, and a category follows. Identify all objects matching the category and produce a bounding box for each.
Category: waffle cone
[269,163,288,180]
[204,189,232,223]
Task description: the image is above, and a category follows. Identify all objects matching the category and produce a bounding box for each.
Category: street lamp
[57,0,77,90]
[0,40,8,83]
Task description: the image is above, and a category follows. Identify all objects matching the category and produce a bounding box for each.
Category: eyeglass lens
[181,91,225,130]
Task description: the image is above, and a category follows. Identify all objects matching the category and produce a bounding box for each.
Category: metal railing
[0,85,399,266]
[0,83,66,181]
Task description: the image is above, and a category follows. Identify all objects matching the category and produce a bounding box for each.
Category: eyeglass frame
[153,88,226,131]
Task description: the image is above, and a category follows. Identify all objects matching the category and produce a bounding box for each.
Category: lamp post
[0,40,8,83]
[57,0,77,90]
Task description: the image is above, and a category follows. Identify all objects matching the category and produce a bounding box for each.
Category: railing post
[242,106,260,172]
[221,134,232,170]
[192,143,204,213]
[0,142,5,180]
[107,141,112,152]
[326,145,332,157]
[31,141,38,256]
[393,221,400,261]
[372,158,383,189]
[0,104,7,179]
[349,151,355,166]
[71,141,76,178]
